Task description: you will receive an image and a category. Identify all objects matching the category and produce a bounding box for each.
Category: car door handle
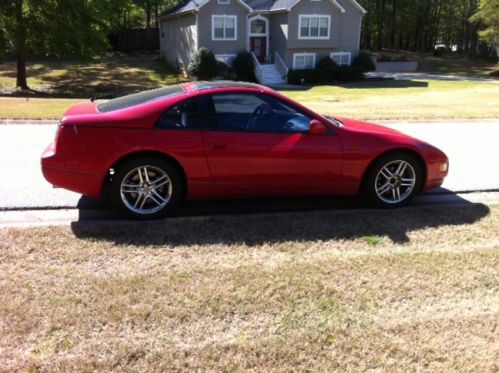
[213,144,227,149]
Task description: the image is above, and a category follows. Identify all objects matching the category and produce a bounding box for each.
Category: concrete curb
[1,191,498,228]
[1,119,498,126]
[0,119,58,125]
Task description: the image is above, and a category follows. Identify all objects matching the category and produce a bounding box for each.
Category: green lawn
[411,52,499,78]
[1,79,498,120]
[280,80,499,120]
[0,54,185,98]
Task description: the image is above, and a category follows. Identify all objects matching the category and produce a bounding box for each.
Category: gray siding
[268,12,288,62]
[284,0,362,67]
[197,0,249,55]
[336,0,362,53]
[160,13,197,70]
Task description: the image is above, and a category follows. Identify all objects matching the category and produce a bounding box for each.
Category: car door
[201,92,343,191]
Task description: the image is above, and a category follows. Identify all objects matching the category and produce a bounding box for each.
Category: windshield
[97,85,185,113]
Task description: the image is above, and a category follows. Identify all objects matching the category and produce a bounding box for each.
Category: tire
[111,157,182,219]
[365,152,423,208]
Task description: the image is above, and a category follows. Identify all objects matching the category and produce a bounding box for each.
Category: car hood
[335,117,406,137]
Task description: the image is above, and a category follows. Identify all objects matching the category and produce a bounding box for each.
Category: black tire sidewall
[111,157,182,219]
[365,153,423,208]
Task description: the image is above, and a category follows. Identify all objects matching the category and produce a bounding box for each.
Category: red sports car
[41,81,448,218]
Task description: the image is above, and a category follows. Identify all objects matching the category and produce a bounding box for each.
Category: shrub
[233,51,257,82]
[352,51,376,73]
[335,65,365,82]
[316,56,339,82]
[287,69,320,84]
[216,60,234,79]
[187,47,219,80]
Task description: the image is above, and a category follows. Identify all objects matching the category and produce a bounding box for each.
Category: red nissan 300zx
[41,81,448,218]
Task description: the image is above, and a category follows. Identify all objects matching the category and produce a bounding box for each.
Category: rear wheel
[111,157,182,219]
[365,152,423,208]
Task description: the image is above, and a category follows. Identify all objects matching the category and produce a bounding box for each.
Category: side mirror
[308,119,327,135]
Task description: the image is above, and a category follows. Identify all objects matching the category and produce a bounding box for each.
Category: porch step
[259,64,286,85]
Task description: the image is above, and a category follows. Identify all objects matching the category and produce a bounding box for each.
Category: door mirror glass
[308,119,327,135]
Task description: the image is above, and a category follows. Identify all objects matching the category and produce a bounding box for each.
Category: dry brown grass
[1,204,498,371]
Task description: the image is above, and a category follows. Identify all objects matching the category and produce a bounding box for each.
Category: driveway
[366,72,499,83]
[0,120,498,210]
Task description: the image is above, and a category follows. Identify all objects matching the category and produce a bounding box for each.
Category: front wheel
[111,157,182,219]
[365,153,423,208]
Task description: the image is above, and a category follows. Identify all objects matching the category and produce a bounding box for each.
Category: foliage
[288,63,364,85]
[358,0,486,55]
[335,65,365,82]
[187,47,219,80]
[232,51,257,82]
[352,51,376,72]
[316,57,339,82]
[470,0,499,45]
[287,69,320,85]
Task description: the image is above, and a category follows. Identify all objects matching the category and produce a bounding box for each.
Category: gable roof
[160,0,366,18]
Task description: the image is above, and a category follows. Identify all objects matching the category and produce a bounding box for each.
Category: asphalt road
[0,120,498,210]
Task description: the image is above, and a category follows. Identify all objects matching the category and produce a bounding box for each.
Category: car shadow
[71,190,490,246]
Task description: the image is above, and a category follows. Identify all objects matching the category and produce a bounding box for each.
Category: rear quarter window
[97,85,185,113]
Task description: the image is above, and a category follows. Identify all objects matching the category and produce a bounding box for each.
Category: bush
[216,60,234,79]
[287,69,320,84]
[335,65,365,82]
[187,47,219,80]
[233,51,257,82]
[352,51,376,73]
[316,56,339,82]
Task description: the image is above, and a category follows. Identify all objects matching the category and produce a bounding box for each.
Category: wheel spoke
[150,190,166,206]
[392,188,397,200]
[395,187,401,200]
[380,168,393,180]
[143,166,150,183]
[122,184,141,193]
[151,174,169,189]
[139,194,148,209]
[395,162,407,176]
[133,192,144,208]
[376,183,391,195]
[137,167,144,184]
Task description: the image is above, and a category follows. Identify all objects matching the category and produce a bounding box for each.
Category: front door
[250,37,266,63]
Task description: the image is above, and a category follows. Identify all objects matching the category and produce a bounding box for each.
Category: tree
[470,0,499,45]
[0,0,125,90]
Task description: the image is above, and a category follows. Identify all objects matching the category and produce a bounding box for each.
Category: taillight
[53,122,62,149]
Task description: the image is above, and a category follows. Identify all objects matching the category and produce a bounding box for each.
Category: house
[159,0,366,84]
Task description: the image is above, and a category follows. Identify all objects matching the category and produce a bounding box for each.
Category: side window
[209,93,312,133]
[156,96,214,129]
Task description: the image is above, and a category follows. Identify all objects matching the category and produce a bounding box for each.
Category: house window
[298,15,330,39]
[293,53,316,69]
[218,0,230,3]
[212,15,237,40]
[331,52,351,66]
[215,54,237,66]
[250,19,266,35]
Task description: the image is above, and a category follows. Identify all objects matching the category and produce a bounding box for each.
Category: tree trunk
[390,0,397,49]
[15,0,28,90]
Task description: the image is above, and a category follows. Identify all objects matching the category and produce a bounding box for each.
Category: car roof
[182,80,273,93]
